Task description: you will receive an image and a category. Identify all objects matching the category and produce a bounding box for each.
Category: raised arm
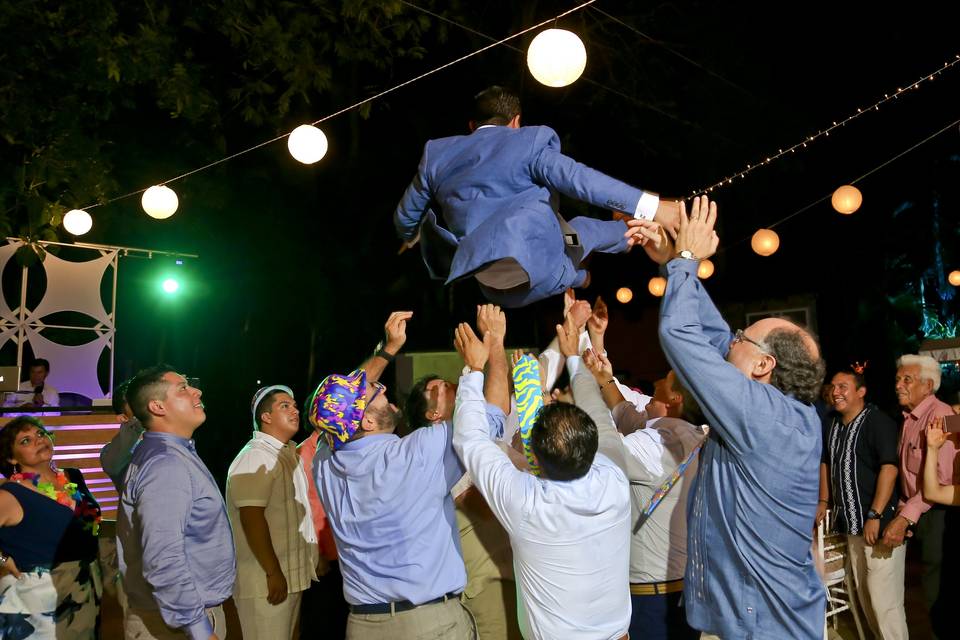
[358,311,412,383]
[100,417,145,488]
[922,417,960,506]
[477,304,510,415]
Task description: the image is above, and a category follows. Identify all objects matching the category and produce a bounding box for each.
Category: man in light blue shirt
[629,197,827,639]
[117,365,236,640]
[310,310,507,639]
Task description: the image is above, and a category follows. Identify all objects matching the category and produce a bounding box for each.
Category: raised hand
[566,300,592,332]
[582,348,614,383]
[455,322,490,372]
[555,315,581,358]
[927,416,951,450]
[477,304,506,343]
[624,219,674,265]
[384,311,414,353]
[654,199,681,234]
[587,297,608,350]
[675,196,719,260]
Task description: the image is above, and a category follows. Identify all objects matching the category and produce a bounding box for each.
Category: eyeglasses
[367,381,386,405]
[733,329,769,353]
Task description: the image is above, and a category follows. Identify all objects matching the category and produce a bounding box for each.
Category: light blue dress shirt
[659,258,825,639]
[118,431,237,640]
[315,400,505,606]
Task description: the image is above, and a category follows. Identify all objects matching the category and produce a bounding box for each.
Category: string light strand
[81,0,600,211]
[690,54,960,198]
[717,115,960,254]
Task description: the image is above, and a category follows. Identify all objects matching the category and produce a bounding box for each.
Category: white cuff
[565,355,583,378]
[635,192,660,221]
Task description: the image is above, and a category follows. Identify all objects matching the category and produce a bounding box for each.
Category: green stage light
[162,278,180,294]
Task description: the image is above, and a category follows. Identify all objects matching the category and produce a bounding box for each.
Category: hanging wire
[692,55,960,198]
[81,0,601,211]
[717,115,960,254]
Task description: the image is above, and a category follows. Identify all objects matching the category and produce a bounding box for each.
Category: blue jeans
[629,590,698,640]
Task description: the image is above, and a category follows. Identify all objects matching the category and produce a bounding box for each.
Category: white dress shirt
[453,371,631,640]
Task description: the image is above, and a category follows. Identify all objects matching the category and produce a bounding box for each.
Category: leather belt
[630,579,684,596]
[349,591,461,615]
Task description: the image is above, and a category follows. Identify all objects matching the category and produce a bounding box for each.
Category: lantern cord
[587,6,751,96]
[717,115,960,254]
[397,0,705,131]
[691,55,960,198]
[81,0,600,211]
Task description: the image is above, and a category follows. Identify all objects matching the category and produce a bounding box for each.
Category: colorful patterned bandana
[309,370,367,451]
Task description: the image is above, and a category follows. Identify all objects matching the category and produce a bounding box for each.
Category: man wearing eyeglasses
[627,196,827,640]
[309,308,508,639]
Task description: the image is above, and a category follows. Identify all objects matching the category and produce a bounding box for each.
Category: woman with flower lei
[0,416,102,639]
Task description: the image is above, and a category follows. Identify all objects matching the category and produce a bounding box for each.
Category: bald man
[630,197,827,639]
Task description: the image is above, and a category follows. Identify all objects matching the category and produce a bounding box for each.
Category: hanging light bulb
[526,29,587,87]
[831,185,863,214]
[615,287,633,303]
[288,125,329,164]
[949,270,960,287]
[648,276,667,297]
[697,259,715,279]
[751,229,780,256]
[63,209,93,236]
[141,185,179,219]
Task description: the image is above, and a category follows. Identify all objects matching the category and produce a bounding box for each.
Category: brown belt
[630,578,684,595]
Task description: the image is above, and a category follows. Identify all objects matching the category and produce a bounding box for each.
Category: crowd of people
[1,85,958,640]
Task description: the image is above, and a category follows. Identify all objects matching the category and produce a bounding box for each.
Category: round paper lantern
[63,209,92,236]
[615,287,633,303]
[526,29,587,88]
[697,259,715,279]
[288,124,328,164]
[949,270,960,287]
[831,185,862,214]
[751,229,780,256]
[648,276,667,297]
[141,185,179,219]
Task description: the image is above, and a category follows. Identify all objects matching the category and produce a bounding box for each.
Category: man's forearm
[819,463,830,503]
[870,464,897,512]
[484,341,510,414]
[238,507,282,577]
[599,379,626,410]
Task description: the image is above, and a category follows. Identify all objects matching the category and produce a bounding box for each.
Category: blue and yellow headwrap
[308,369,367,451]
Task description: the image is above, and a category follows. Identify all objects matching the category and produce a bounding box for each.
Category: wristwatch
[677,249,697,260]
[865,509,881,520]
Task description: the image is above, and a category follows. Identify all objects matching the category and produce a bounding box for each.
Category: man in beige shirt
[227,385,318,639]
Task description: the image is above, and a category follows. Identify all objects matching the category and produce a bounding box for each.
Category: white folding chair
[815,509,866,640]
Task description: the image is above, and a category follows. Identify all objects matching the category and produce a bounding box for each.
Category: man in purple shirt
[310,307,508,639]
[118,365,236,640]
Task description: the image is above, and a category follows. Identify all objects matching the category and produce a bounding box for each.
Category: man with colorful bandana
[310,308,508,639]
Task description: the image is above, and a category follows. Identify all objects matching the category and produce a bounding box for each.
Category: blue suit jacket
[394,125,645,300]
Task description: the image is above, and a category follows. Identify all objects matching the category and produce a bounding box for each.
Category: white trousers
[235,591,303,640]
[846,535,908,640]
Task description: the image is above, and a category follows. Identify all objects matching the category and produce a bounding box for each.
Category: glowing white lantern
[648,276,667,297]
[615,287,633,303]
[287,125,328,164]
[831,185,862,214]
[751,229,780,256]
[949,270,960,287]
[141,185,179,219]
[697,259,715,279]
[63,209,93,236]
[526,29,587,88]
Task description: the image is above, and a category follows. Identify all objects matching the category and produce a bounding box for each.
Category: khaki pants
[462,578,521,640]
[346,598,476,640]
[236,591,302,640]
[847,535,907,640]
[125,604,226,639]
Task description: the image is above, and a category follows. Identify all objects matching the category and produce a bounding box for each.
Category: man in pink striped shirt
[882,354,957,624]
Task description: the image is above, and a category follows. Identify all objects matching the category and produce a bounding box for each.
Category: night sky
[5,0,957,481]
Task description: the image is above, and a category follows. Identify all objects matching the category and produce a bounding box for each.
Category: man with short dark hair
[819,368,904,639]
[394,85,680,307]
[227,386,317,639]
[453,318,631,639]
[632,196,827,638]
[118,365,235,640]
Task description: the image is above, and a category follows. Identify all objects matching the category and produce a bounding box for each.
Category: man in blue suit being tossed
[394,85,679,308]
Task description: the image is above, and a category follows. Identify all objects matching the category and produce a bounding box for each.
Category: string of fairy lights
[51,5,959,300]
